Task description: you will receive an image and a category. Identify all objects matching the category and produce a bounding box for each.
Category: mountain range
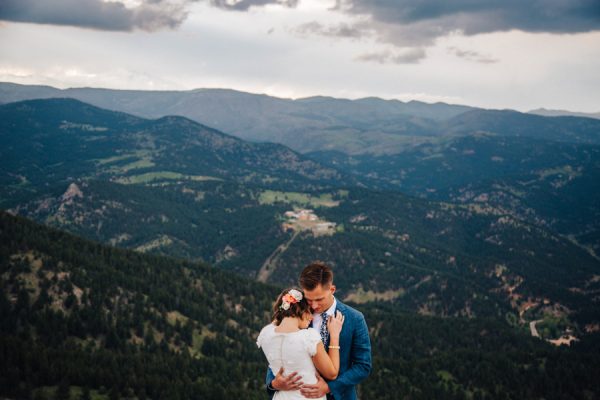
[2,97,599,336]
[3,82,596,155]
[529,108,600,120]
[0,97,343,192]
[0,82,474,154]
[2,84,600,399]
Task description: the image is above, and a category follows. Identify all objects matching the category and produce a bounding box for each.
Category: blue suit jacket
[265,300,372,400]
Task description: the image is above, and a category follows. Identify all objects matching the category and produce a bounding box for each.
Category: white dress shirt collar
[311,297,337,333]
[324,297,337,316]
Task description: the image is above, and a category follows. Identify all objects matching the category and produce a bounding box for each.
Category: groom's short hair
[299,261,333,290]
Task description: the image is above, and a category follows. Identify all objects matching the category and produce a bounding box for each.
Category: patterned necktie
[320,312,330,348]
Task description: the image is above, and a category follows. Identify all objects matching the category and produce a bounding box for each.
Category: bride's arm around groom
[301,299,371,400]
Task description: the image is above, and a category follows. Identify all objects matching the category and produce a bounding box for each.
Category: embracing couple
[257,261,372,400]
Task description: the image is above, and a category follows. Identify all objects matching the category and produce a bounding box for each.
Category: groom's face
[303,284,335,314]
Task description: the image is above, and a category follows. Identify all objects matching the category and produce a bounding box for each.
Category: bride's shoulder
[259,323,276,335]
[257,323,276,348]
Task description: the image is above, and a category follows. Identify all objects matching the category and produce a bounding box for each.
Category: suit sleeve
[327,313,372,396]
[265,367,276,399]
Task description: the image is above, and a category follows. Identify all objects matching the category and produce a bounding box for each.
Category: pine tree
[55,379,70,400]
[79,386,91,400]
[109,386,119,400]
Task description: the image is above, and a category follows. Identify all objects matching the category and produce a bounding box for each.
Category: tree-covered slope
[0,211,278,399]
[0,98,347,209]
[268,188,600,329]
[9,174,600,333]
[308,134,600,255]
[2,212,600,400]
[445,110,600,145]
[10,179,288,272]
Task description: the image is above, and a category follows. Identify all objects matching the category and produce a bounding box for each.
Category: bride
[257,288,344,400]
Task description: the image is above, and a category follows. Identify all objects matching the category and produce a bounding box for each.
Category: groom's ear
[330,285,336,295]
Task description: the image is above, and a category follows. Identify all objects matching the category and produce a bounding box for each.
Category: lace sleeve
[305,329,322,356]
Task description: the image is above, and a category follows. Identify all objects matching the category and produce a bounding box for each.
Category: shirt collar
[324,297,337,316]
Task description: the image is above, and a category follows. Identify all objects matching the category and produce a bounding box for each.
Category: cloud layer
[3,0,599,66]
[5,0,598,36]
[294,21,370,39]
[338,0,600,44]
[0,0,190,31]
[210,0,297,12]
[355,48,425,64]
[298,0,600,64]
[0,0,302,31]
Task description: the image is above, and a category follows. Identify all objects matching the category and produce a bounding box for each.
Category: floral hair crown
[280,289,303,310]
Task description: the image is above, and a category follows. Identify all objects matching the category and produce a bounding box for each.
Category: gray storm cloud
[0,0,189,31]
[338,0,600,39]
[0,0,301,31]
[310,0,600,64]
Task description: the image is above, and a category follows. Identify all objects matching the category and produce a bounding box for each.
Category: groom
[266,261,372,400]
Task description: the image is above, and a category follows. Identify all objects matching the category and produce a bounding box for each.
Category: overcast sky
[1,0,599,112]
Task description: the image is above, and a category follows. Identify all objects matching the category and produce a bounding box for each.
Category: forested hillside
[0,98,345,210]
[309,134,600,260]
[3,98,599,345]
[2,212,600,400]
[1,212,277,399]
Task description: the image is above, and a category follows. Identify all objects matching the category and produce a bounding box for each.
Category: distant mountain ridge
[3,82,600,154]
[445,109,600,144]
[529,107,600,120]
[0,82,474,154]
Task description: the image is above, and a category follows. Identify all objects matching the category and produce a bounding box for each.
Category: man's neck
[317,297,336,315]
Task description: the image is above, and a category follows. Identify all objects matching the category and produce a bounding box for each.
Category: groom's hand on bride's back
[300,373,330,398]
[272,368,304,391]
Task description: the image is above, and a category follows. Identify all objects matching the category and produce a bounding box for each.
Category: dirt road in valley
[257,231,299,283]
[529,320,543,338]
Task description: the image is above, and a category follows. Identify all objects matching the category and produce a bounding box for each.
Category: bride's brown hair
[272,287,311,325]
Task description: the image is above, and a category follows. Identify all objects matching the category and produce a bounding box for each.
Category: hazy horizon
[2,80,600,115]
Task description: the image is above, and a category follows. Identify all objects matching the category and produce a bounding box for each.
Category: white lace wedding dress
[257,324,325,400]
